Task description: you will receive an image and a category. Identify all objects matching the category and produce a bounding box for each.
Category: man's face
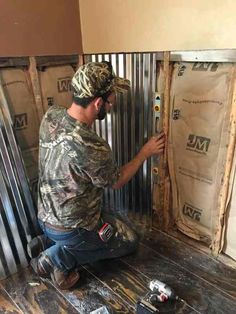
[97,93,116,120]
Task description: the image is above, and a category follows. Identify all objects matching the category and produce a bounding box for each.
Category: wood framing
[163,52,172,231]
[212,67,236,256]
[28,57,45,121]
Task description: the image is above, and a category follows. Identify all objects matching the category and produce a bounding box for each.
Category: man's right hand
[140,132,165,159]
[112,132,165,190]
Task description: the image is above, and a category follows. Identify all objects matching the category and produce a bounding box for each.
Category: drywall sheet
[169,62,234,242]
[79,0,236,53]
[0,0,82,57]
[39,65,75,112]
[1,69,40,150]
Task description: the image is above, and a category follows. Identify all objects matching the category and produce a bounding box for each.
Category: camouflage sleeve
[72,143,120,188]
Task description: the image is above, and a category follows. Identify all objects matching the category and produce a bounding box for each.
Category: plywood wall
[79,0,236,53]
[0,0,83,57]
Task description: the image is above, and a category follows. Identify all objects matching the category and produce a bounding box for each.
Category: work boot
[27,235,48,258]
[51,268,80,290]
[30,253,54,278]
[30,253,80,289]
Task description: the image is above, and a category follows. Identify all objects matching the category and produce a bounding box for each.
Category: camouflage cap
[71,61,130,102]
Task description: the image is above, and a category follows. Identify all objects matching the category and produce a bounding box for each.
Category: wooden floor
[0,229,236,314]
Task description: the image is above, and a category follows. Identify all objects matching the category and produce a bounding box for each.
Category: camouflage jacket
[37,106,119,230]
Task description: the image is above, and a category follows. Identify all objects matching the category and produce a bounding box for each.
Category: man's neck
[67,103,95,127]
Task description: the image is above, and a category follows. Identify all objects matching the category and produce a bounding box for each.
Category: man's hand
[140,132,165,159]
[112,132,165,190]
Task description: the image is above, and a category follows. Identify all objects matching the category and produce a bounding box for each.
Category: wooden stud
[163,51,172,231]
[28,57,45,120]
[212,66,236,256]
[77,54,84,68]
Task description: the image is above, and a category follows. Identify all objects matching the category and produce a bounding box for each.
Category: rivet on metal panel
[152,167,159,175]
[152,166,160,184]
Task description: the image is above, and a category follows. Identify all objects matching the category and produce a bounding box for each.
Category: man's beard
[97,103,107,120]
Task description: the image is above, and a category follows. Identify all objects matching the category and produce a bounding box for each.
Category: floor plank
[0,268,79,314]
[0,286,23,314]
[86,259,196,313]
[121,243,236,314]
[142,229,236,299]
[46,266,134,314]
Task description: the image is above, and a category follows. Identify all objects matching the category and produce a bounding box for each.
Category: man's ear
[94,97,103,112]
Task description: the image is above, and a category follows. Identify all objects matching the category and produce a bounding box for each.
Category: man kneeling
[28,62,165,289]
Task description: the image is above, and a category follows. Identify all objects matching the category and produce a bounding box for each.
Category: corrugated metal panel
[0,78,39,279]
[84,53,157,219]
[0,53,158,279]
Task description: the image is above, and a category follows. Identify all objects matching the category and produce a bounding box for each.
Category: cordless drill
[136,280,179,314]
[149,279,179,302]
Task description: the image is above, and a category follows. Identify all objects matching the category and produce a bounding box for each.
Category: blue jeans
[39,211,139,273]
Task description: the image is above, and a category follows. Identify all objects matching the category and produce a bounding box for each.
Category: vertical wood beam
[77,54,84,68]
[212,67,236,256]
[28,56,44,120]
[163,51,171,231]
